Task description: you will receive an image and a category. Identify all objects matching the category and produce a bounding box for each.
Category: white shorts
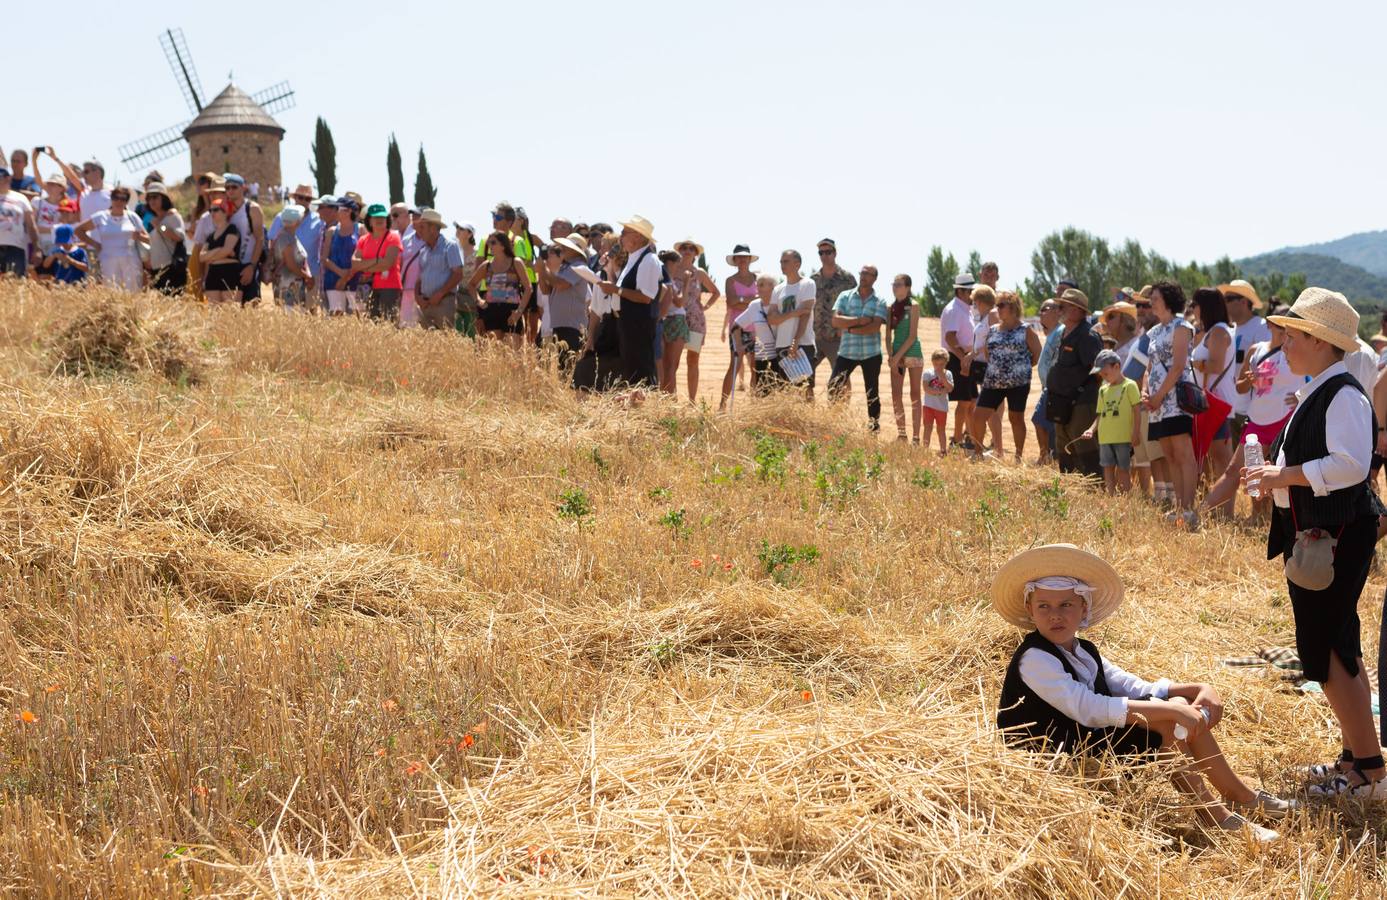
[686,331,704,353]
[327,290,350,313]
[102,255,144,292]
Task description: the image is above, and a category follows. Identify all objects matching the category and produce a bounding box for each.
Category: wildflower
[404,761,425,776]
[193,784,209,799]
[17,710,37,724]
[44,684,61,694]
[711,553,721,561]
[690,558,703,569]
[382,699,399,712]
[373,747,387,758]
[801,690,813,702]
[459,734,475,750]
[723,562,734,571]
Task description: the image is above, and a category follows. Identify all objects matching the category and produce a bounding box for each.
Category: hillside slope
[1274,230,1387,277]
[1237,250,1387,304]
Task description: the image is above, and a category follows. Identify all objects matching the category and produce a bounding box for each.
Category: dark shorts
[0,245,28,277]
[1212,417,1231,442]
[1284,514,1377,683]
[1148,414,1193,440]
[239,269,261,304]
[946,353,977,402]
[977,383,1030,412]
[480,302,523,334]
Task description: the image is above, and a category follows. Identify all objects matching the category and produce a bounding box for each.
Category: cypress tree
[414,145,437,209]
[387,134,405,205]
[309,117,337,195]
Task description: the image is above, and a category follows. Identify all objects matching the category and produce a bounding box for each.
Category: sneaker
[1307,772,1387,802]
[1181,510,1201,532]
[1216,813,1279,843]
[1228,789,1297,821]
[1164,510,1179,524]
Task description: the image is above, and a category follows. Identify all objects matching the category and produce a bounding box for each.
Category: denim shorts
[1099,442,1133,470]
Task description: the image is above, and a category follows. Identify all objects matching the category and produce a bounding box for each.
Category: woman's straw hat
[675,237,704,256]
[1218,279,1263,310]
[1267,287,1360,352]
[553,233,591,258]
[990,544,1125,629]
[726,243,758,265]
[618,215,656,243]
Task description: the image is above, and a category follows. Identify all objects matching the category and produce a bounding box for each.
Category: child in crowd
[923,349,954,455]
[1084,350,1141,494]
[43,224,88,284]
[993,544,1291,842]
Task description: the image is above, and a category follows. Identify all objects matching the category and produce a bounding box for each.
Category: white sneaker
[1229,789,1297,821]
[1216,813,1280,843]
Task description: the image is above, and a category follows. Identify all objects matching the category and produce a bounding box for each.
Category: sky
[10,0,1387,289]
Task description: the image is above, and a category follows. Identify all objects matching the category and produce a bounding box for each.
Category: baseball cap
[816,237,836,248]
[1090,349,1121,374]
[54,224,74,244]
[0,166,10,178]
[223,173,246,186]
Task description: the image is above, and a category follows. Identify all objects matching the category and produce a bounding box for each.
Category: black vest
[997,630,1111,752]
[1266,371,1377,560]
[619,246,656,320]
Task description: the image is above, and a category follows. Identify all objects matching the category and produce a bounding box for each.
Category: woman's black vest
[997,630,1111,752]
[1266,372,1377,560]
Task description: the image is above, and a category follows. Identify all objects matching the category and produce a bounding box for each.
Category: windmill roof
[182,84,285,136]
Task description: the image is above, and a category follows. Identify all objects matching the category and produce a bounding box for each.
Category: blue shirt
[1038,324,1065,382]
[267,209,325,279]
[833,290,889,360]
[415,233,464,297]
[52,246,87,283]
[1122,332,1151,383]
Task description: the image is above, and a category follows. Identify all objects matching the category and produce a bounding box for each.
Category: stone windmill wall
[183,84,285,190]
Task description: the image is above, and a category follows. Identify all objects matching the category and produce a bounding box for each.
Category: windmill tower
[119,28,296,189]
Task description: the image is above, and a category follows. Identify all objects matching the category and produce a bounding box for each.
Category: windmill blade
[160,27,205,114]
[251,81,296,116]
[119,123,191,171]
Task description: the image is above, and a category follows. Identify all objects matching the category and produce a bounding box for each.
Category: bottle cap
[1245,432,1260,444]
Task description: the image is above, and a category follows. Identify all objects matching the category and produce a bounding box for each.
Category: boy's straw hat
[991,544,1124,629]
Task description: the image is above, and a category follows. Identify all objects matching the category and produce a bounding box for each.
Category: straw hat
[415,209,447,228]
[1267,287,1360,352]
[726,243,758,265]
[292,183,316,201]
[990,544,1124,629]
[553,233,591,258]
[1058,288,1090,312]
[675,237,704,256]
[1218,279,1263,310]
[618,215,655,243]
[1102,300,1137,320]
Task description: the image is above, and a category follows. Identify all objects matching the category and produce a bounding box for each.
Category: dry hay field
[3,281,1387,898]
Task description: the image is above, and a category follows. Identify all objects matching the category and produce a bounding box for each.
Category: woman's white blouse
[1019,643,1170,729]
[1271,361,1372,509]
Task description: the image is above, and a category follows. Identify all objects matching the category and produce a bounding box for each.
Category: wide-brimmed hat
[1058,288,1090,312]
[954,272,976,291]
[292,183,316,200]
[726,243,758,265]
[415,209,447,228]
[208,176,227,191]
[618,215,655,243]
[144,181,170,199]
[1218,279,1263,310]
[1371,333,1387,348]
[675,237,704,255]
[553,233,591,258]
[1102,300,1137,320]
[1268,287,1360,352]
[43,172,65,187]
[991,544,1125,629]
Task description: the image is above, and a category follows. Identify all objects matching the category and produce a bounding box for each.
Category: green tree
[309,117,337,195]
[1027,227,1113,302]
[414,145,437,208]
[924,246,959,316]
[1286,272,1308,299]
[966,250,983,280]
[1211,255,1241,286]
[386,134,405,205]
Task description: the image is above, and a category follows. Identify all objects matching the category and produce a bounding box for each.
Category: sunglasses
[1134,302,1152,309]
[818,249,835,256]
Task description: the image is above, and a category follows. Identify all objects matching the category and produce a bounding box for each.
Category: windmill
[119,28,296,189]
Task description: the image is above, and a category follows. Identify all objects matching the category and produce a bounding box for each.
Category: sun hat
[1102,300,1137,320]
[991,544,1124,629]
[618,215,655,243]
[1371,333,1387,347]
[674,237,704,255]
[292,183,316,200]
[553,233,591,259]
[953,272,976,291]
[54,224,74,244]
[1059,288,1090,312]
[1218,279,1263,310]
[1267,287,1361,352]
[43,172,65,187]
[223,173,245,186]
[208,176,227,190]
[199,171,219,183]
[144,181,170,198]
[410,209,443,228]
[1090,349,1122,374]
[280,204,304,225]
[454,220,478,234]
[726,243,759,265]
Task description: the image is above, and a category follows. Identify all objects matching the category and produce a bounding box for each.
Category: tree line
[309,119,436,209]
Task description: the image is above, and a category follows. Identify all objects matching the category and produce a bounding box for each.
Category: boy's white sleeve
[1018,649,1130,729]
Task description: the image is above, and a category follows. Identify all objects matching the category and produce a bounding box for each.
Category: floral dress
[1146,318,1196,422]
[982,324,1032,389]
[681,269,707,338]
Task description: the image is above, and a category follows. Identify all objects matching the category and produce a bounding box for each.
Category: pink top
[357,230,404,289]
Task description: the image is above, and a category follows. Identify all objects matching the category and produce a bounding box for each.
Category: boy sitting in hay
[993,544,1292,842]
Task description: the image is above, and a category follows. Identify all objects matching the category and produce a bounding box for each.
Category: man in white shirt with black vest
[598,215,661,389]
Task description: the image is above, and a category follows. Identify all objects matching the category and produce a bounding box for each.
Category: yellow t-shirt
[1096,378,1141,445]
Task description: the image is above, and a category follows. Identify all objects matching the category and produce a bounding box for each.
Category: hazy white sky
[10,0,1386,287]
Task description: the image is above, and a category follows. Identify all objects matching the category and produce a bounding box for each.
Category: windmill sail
[118,123,191,170]
[160,27,204,115]
[251,82,296,116]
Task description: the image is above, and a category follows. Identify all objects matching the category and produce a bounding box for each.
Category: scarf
[889,296,909,329]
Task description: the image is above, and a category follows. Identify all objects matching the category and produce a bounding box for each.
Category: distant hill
[1235,251,1387,305]
[1273,231,1387,277]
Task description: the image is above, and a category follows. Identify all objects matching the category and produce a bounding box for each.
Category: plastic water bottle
[1244,432,1265,498]
[1173,707,1211,741]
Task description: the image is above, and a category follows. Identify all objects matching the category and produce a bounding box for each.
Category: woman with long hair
[1143,281,1200,529]
[886,274,923,442]
[144,183,186,295]
[657,249,689,394]
[1191,287,1237,482]
[453,223,480,337]
[469,231,532,349]
[671,239,720,403]
[720,245,760,409]
[514,207,542,344]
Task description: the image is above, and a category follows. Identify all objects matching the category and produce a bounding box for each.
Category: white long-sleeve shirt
[1272,361,1373,509]
[1019,644,1171,730]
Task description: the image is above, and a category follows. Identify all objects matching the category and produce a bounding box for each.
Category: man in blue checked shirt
[828,265,890,431]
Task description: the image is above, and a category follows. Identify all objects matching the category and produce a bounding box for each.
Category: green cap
[364,203,389,219]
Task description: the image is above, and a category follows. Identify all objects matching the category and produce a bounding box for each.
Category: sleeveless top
[983,324,1032,389]
[1146,319,1196,422]
[228,201,256,265]
[681,270,707,334]
[890,312,922,358]
[204,224,242,281]
[324,224,361,291]
[486,262,521,305]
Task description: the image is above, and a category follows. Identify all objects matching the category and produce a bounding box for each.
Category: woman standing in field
[74,186,147,291]
[469,231,532,349]
[1143,281,1200,529]
[197,202,241,305]
[971,290,1041,460]
[671,238,720,403]
[886,274,923,442]
[721,245,760,409]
